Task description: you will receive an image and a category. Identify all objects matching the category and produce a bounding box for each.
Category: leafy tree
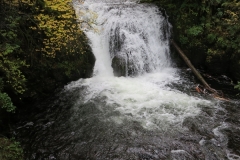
[31,0,87,57]
[22,0,94,97]
[0,0,28,112]
[0,78,15,113]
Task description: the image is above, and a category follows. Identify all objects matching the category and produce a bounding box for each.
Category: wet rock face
[112,56,126,77]
[226,128,240,155]
[224,104,240,155]
[83,49,96,78]
[111,54,140,77]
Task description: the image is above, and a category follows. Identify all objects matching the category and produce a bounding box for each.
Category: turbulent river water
[15,0,240,159]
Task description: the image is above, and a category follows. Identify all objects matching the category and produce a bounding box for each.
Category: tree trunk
[171,40,218,94]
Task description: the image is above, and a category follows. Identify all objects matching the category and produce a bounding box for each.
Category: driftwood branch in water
[171,40,221,96]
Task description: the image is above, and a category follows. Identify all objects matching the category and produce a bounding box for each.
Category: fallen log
[171,40,223,98]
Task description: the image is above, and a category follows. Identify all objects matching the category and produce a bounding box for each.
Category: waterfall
[71,0,212,130]
[74,0,171,76]
[16,1,237,159]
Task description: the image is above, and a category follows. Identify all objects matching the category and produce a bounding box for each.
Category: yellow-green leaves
[32,0,84,57]
[0,6,27,97]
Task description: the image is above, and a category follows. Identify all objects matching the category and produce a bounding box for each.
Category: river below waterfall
[15,0,240,159]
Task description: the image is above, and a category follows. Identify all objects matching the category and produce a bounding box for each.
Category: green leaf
[186,26,203,36]
[0,92,16,113]
[207,33,217,43]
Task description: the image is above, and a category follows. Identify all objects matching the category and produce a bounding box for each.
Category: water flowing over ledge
[70,0,214,130]
[73,0,171,76]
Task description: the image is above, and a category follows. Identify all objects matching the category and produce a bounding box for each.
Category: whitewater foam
[71,0,213,130]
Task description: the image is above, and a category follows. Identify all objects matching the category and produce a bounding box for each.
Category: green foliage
[234,82,240,90]
[0,78,16,113]
[207,33,217,43]
[0,138,23,160]
[0,2,28,113]
[179,35,189,45]
[0,10,27,95]
[234,81,240,95]
[0,93,16,113]
[186,26,203,37]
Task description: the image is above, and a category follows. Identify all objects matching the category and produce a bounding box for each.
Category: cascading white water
[70,0,212,130]
[74,0,171,76]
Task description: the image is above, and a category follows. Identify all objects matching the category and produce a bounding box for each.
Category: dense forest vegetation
[0,0,239,159]
[0,0,94,159]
